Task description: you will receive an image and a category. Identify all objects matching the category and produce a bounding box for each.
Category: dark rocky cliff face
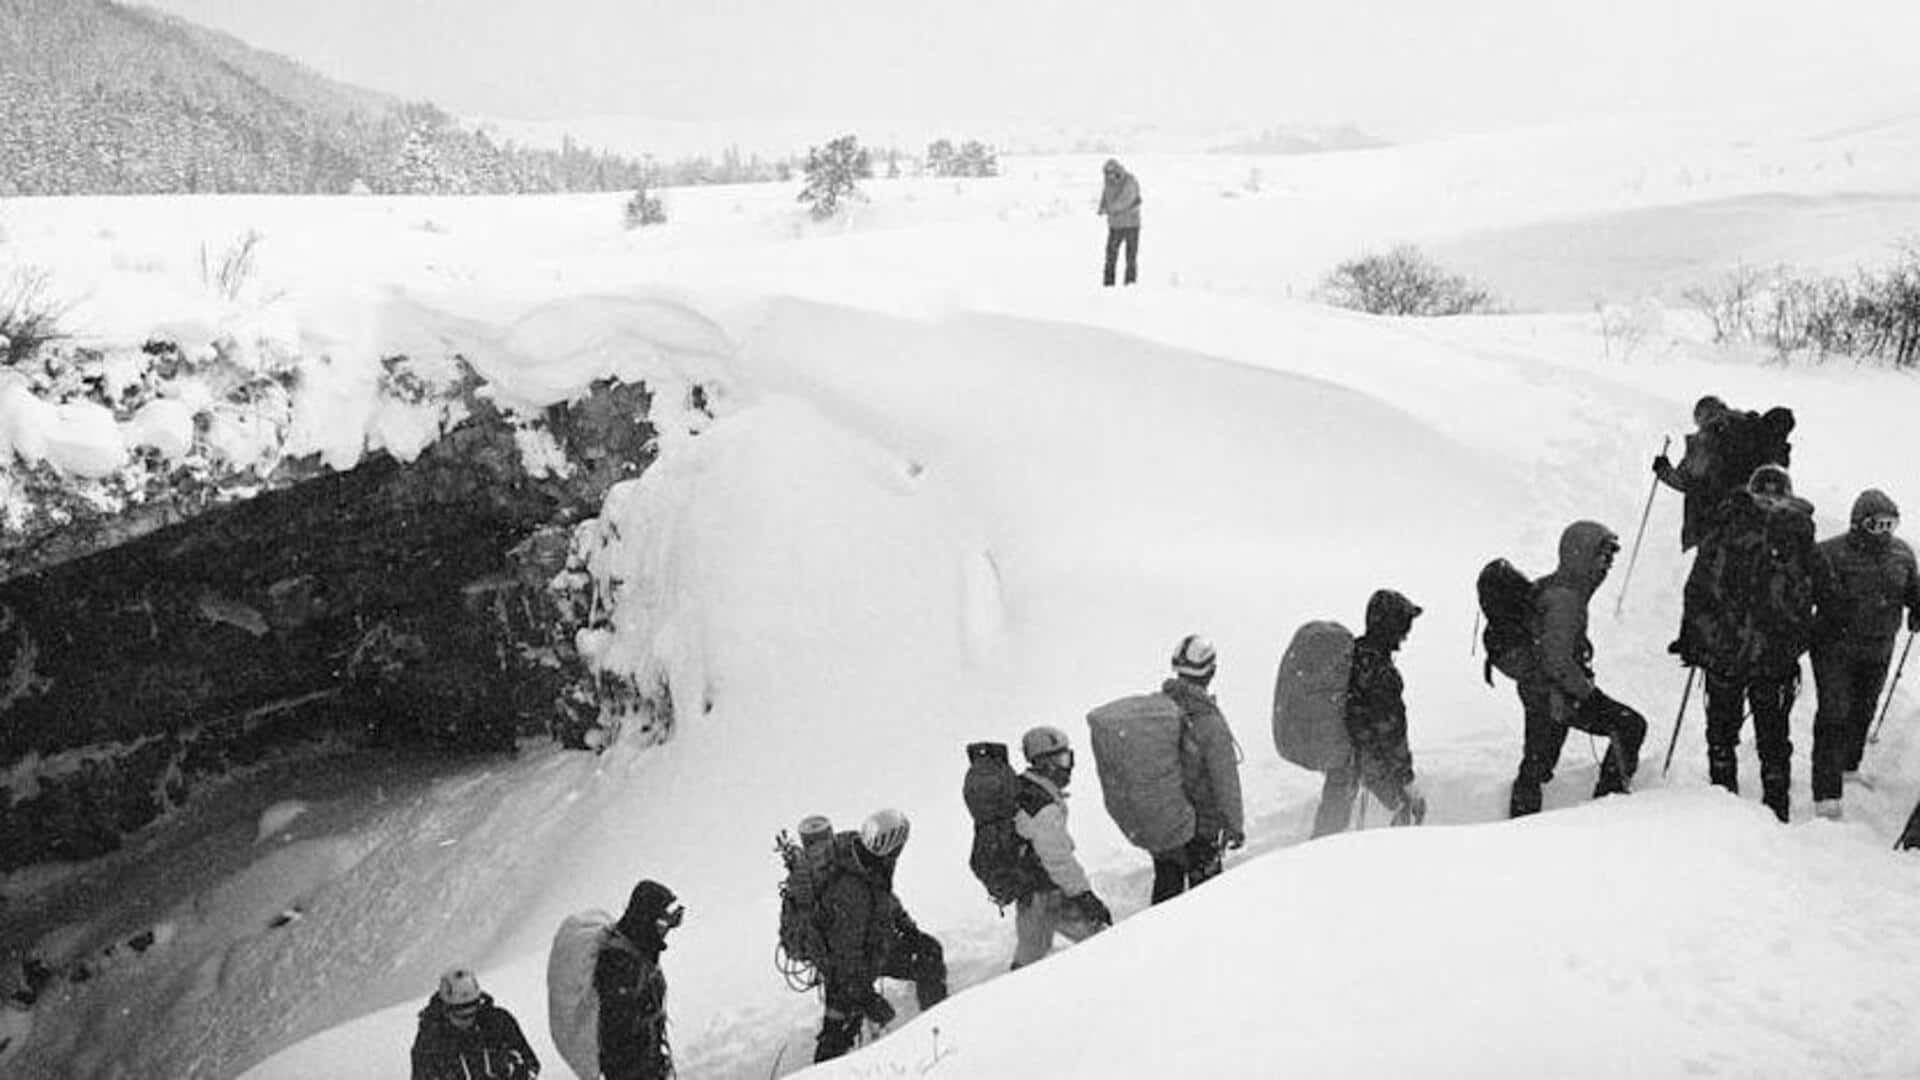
[0,372,671,871]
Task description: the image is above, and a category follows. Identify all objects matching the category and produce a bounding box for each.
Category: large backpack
[1711,407,1794,496]
[1477,558,1539,685]
[773,822,843,991]
[1271,621,1355,771]
[1680,499,1815,678]
[548,910,614,1080]
[962,742,1048,907]
[1086,693,1195,853]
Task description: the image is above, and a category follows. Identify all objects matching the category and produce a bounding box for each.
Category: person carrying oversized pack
[1678,465,1816,822]
[1006,726,1112,967]
[547,879,683,1080]
[1089,634,1244,905]
[1810,489,1920,819]
[1507,522,1648,817]
[410,967,540,1080]
[1287,590,1427,837]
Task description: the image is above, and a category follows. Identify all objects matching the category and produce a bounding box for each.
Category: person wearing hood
[1653,394,1733,551]
[597,879,683,1080]
[1509,521,1648,818]
[1153,634,1246,902]
[814,809,947,1063]
[1679,464,1817,821]
[1312,590,1426,837]
[1810,489,1920,818]
[410,967,541,1080]
[1096,158,1142,286]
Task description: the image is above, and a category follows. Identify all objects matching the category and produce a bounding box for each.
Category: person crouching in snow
[410,967,540,1080]
[1010,725,1113,969]
[1312,590,1427,836]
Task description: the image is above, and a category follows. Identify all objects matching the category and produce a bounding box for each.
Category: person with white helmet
[409,966,540,1080]
[1155,634,1245,903]
[812,808,947,1063]
[1010,725,1112,969]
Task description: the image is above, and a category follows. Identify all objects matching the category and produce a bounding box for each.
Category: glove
[1222,827,1246,850]
[1652,454,1672,477]
[862,994,896,1029]
[1073,891,1114,929]
[1908,609,1919,634]
[1394,779,1428,826]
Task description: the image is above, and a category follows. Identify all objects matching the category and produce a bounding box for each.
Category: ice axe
[1869,629,1916,745]
[1616,435,1671,619]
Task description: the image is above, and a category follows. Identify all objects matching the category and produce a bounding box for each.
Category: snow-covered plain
[6,107,1920,1078]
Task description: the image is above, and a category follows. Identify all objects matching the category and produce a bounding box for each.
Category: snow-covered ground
[6,106,1920,1078]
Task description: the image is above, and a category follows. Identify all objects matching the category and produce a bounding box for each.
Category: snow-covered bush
[798,135,871,221]
[198,229,264,302]
[1684,248,1920,366]
[925,138,999,178]
[0,267,71,367]
[1321,246,1497,316]
[623,184,666,229]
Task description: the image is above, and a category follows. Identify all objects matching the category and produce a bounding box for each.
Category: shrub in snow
[0,268,71,367]
[623,185,667,229]
[198,229,264,303]
[1321,246,1497,317]
[798,135,871,221]
[925,138,999,178]
[1684,248,1920,366]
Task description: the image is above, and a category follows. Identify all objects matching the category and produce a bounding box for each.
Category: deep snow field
[6,104,1920,1078]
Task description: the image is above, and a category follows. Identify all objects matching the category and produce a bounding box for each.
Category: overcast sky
[141,0,1920,146]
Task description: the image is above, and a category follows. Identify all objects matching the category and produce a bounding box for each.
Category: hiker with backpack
[1810,490,1920,819]
[410,967,541,1080]
[547,879,682,1080]
[1097,158,1142,286]
[1676,465,1817,822]
[1506,521,1648,818]
[1156,635,1245,900]
[1653,394,1733,552]
[1007,726,1112,968]
[813,809,948,1063]
[1309,590,1427,837]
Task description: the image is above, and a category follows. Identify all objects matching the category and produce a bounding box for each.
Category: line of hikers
[408,394,1919,1078]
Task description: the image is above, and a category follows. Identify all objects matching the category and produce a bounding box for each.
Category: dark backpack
[1477,558,1538,685]
[962,742,1047,907]
[1711,407,1794,497]
[1680,499,1815,677]
[773,822,844,990]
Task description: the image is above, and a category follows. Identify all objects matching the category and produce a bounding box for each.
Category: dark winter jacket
[595,930,670,1080]
[1654,429,1721,551]
[1813,490,1920,659]
[1098,161,1141,229]
[817,834,913,1011]
[1012,771,1092,897]
[1526,521,1619,703]
[1682,489,1817,680]
[1345,591,1419,793]
[1161,677,1244,840]
[410,993,540,1080]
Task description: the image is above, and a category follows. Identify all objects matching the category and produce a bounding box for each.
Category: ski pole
[1616,435,1671,619]
[1869,630,1916,745]
[1471,610,1481,657]
[1662,666,1698,776]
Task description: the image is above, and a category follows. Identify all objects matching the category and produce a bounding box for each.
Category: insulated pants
[1103,227,1139,286]
[1149,832,1222,904]
[1810,648,1892,801]
[1010,888,1101,969]
[1311,757,1407,838]
[1704,671,1798,821]
[814,925,947,1062]
[1510,685,1647,818]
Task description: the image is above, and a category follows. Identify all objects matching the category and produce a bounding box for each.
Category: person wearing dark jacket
[1151,634,1245,903]
[814,809,947,1063]
[1679,465,1817,822]
[596,879,683,1080]
[1312,590,1426,837]
[1810,489,1920,818]
[1509,521,1647,818]
[1653,394,1732,551]
[1009,726,1111,969]
[1096,159,1142,286]
[410,968,540,1080]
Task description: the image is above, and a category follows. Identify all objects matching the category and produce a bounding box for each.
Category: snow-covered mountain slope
[4,109,1920,1079]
